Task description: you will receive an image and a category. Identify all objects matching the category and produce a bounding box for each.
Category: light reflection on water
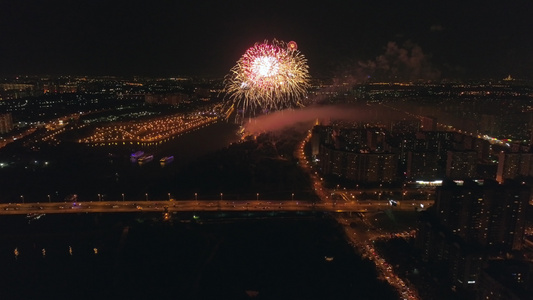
[0,212,398,300]
[0,120,240,203]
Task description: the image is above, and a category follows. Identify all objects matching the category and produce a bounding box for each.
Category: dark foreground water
[0,213,397,300]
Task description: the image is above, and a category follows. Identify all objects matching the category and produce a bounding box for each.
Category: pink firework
[224,39,310,115]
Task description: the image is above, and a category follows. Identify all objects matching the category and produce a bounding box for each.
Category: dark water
[0,213,398,300]
[0,120,241,202]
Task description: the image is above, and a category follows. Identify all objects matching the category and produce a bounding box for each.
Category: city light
[78,112,218,145]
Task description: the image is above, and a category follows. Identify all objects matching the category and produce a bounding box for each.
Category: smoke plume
[336,41,441,84]
[243,104,406,135]
[360,41,441,81]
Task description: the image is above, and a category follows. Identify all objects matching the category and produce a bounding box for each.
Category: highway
[0,199,434,215]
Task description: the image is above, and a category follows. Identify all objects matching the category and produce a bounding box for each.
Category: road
[297,128,422,300]
[0,199,434,215]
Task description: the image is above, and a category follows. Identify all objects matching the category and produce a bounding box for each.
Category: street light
[20,195,24,204]
[47,194,51,203]
[168,193,171,201]
[256,193,259,201]
[194,193,197,201]
[121,193,125,201]
[98,194,101,201]
[291,193,294,201]
[145,193,148,201]
[220,193,223,201]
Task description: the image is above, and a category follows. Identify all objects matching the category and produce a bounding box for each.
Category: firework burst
[224,39,310,116]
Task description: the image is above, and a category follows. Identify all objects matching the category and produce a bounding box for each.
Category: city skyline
[1,1,533,79]
[2,2,533,299]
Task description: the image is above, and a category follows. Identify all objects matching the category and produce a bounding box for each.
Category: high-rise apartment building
[446,150,478,179]
[496,152,533,182]
[407,151,440,180]
[0,113,13,134]
[435,179,528,251]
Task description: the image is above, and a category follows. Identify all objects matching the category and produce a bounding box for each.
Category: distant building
[388,133,417,175]
[311,120,399,183]
[449,242,484,291]
[446,150,478,179]
[435,179,529,251]
[414,131,457,176]
[390,119,420,134]
[0,83,39,100]
[407,151,440,180]
[353,152,397,183]
[0,113,13,134]
[416,218,484,292]
[435,180,486,245]
[118,93,146,101]
[145,93,189,105]
[193,87,211,101]
[318,144,397,183]
[418,179,530,296]
[365,127,388,152]
[310,125,332,156]
[477,260,533,300]
[471,138,491,163]
[420,116,437,131]
[478,270,523,300]
[416,131,456,154]
[496,152,533,182]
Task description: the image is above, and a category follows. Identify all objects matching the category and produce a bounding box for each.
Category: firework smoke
[243,104,386,135]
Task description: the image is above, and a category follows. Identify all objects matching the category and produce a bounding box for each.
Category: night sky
[1,0,532,79]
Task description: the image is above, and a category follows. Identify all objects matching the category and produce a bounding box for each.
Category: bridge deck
[0,200,433,215]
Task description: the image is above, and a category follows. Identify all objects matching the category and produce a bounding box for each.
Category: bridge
[0,200,434,215]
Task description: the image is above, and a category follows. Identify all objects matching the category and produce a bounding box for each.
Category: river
[0,119,240,203]
[0,212,398,300]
